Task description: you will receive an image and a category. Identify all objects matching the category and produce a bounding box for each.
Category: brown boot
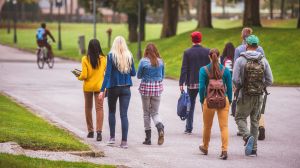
[156,123,164,145]
[199,145,208,155]
[219,151,228,160]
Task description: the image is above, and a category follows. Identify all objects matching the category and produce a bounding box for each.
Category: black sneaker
[87,132,94,138]
[96,131,102,141]
[249,150,257,157]
[258,127,265,140]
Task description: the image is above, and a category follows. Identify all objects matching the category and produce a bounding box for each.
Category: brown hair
[144,43,161,67]
[241,27,253,40]
[209,48,222,79]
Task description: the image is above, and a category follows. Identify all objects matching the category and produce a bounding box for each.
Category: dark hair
[221,42,235,63]
[41,23,46,28]
[87,39,104,69]
[209,48,221,79]
[144,43,161,67]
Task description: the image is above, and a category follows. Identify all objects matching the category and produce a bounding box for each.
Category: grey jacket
[232,50,273,97]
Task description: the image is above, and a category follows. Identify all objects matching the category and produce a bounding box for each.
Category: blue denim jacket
[100,53,136,92]
[137,58,164,82]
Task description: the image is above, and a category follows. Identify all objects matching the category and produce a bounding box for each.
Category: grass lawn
[0,19,299,85]
[0,94,89,151]
[0,153,114,168]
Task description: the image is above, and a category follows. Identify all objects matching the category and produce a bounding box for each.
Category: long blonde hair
[110,36,133,73]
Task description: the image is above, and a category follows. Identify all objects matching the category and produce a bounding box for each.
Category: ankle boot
[143,130,151,145]
[219,151,228,160]
[156,123,164,145]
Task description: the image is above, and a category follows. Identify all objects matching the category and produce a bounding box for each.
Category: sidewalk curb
[0,91,104,158]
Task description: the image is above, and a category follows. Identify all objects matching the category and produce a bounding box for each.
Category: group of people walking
[75,27,273,160]
[76,36,165,149]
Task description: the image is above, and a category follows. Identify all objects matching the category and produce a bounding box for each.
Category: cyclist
[36,23,55,58]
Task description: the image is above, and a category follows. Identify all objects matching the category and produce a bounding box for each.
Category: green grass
[0,153,114,168]
[0,19,299,85]
[0,94,90,151]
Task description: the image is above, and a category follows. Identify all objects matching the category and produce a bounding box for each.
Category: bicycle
[36,41,54,69]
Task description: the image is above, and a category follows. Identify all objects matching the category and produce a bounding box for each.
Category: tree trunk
[270,0,273,19]
[184,0,192,20]
[197,0,213,28]
[243,0,262,27]
[298,0,300,28]
[20,3,25,21]
[280,0,285,19]
[50,0,53,21]
[161,0,179,38]
[140,4,146,41]
[222,0,226,17]
[128,13,138,42]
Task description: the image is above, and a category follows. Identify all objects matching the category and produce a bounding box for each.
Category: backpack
[204,66,226,109]
[177,90,191,120]
[241,53,265,96]
[36,28,45,41]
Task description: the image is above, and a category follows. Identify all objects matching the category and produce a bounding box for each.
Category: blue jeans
[185,88,199,132]
[107,86,131,141]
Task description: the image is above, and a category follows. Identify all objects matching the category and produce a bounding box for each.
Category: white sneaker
[107,138,115,144]
[119,141,128,149]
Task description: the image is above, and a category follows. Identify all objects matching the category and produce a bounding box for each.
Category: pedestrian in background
[77,39,106,141]
[198,49,232,160]
[179,31,210,134]
[221,42,235,76]
[99,36,136,149]
[137,43,165,145]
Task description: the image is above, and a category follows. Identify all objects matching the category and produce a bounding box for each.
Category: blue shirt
[100,53,136,92]
[199,64,232,104]
[137,58,164,82]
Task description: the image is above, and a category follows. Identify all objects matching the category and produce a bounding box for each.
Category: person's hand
[98,92,104,101]
[233,85,236,93]
[180,85,184,92]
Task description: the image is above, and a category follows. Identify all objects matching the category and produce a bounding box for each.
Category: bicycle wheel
[37,49,44,69]
[47,56,54,69]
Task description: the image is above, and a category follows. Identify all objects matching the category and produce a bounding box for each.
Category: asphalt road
[0,45,299,168]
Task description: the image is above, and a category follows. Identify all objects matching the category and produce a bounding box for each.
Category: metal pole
[13,0,17,44]
[93,0,96,39]
[7,0,11,34]
[137,0,142,60]
[58,6,62,50]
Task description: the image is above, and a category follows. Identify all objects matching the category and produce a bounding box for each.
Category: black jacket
[179,45,210,86]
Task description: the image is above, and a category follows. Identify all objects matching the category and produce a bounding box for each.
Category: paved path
[1,45,300,168]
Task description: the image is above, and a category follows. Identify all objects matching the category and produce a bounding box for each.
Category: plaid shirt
[139,81,163,96]
[188,83,199,89]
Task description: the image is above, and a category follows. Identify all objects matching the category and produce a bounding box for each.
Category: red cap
[191,31,202,43]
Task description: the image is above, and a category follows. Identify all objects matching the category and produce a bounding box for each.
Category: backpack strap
[204,66,212,79]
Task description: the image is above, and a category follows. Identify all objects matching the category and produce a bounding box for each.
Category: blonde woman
[77,39,106,141]
[99,36,136,149]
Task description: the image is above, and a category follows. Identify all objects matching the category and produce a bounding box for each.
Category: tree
[64,0,69,21]
[161,0,179,38]
[280,0,285,19]
[270,0,274,19]
[197,0,212,28]
[243,0,262,27]
[297,0,300,29]
[49,0,54,21]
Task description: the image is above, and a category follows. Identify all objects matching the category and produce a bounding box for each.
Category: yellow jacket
[78,55,107,92]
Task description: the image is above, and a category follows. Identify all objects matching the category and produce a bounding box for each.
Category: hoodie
[232,50,273,98]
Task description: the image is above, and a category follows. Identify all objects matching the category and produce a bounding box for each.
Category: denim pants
[107,86,131,141]
[186,88,199,132]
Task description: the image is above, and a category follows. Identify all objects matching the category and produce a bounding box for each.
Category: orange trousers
[84,92,104,132]
[202,98,230,152]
